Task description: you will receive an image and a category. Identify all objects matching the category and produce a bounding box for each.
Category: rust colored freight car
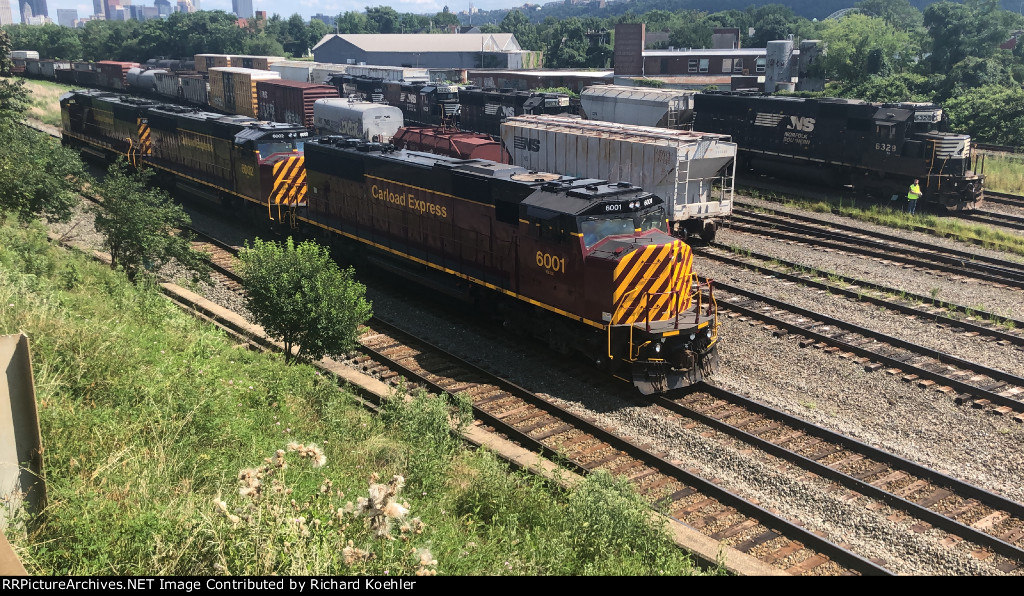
[95,61,140,91]
[391,126,511,163]
[256,80,340,129]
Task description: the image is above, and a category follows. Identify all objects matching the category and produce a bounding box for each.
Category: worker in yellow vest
[907,178,922,215]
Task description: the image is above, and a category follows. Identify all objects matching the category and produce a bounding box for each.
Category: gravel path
[43,195,1024,575]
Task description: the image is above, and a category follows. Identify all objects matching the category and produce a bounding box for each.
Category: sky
[34,0,530,22]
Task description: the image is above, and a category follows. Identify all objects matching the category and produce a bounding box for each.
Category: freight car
[58,88,719,394]
[501,115,736,241]
[303,137,719,393]
[391,125,511,163]
[692,92,983,210]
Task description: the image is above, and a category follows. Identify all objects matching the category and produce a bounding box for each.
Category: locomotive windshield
[579,207,668,248]
[581,218,634,248]
[257,141,301,160]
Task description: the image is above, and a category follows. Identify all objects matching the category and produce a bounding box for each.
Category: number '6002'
[241,164,255,176]
[536,251,565,273]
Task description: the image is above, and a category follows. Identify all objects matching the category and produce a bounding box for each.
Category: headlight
[689,334,696,340]
[653,342,662,354]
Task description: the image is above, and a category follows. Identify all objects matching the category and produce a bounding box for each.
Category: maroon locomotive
[302,137,719,394]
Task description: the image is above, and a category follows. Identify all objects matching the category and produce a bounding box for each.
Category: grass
[977,153,1024,195]
[4,77,75,128]
[0,216,716,576]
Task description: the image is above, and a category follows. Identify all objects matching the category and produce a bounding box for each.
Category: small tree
[237,237,372,363]
[91,159,210,283]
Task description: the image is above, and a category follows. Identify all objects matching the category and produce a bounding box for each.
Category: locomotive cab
[517,178,719,394]
[232,123,310,221]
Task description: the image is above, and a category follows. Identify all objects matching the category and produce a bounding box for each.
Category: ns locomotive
[58,89,720,394]
[692,92,984,210]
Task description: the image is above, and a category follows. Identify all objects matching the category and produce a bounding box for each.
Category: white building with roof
[312,33,542,70]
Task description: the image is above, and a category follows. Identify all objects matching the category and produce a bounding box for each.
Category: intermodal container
[270,60,318,82]
[256,80,340,128]
[40,60,71,80]
[195,54,230,73]
[208,67,280,117]
[228,55,286,71]
[24,58,41,77]
[11,50,39,60]
[180,75,210,106]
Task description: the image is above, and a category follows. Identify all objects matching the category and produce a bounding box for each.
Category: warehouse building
[312,33,542,70]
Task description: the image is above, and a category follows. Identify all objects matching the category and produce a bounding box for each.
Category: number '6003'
[536,251,565,273]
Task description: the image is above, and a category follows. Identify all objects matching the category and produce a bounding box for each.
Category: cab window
[580,217,635,248]
[257,141,298,159]
[637,209,668,233]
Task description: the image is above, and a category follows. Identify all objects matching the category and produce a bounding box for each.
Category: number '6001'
[536,251,565,273]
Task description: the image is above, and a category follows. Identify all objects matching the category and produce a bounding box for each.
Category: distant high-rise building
[103,0,118,20]
[92,0,102,17]
[154,0,170,17]
[176,0,194,13]
[0,0,14,26]
[19,0,46,23]
[231,0,251,19]
[312,13,334,27]
[56,7,76,26]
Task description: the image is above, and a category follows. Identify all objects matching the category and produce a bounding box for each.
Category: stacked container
[228,55,286,70]
[270,60,319,82]
[195,54,230,74]
[208,67,280,117]
[256,80,340,128]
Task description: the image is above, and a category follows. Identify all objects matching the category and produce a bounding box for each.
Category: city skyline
[16,0,528,24]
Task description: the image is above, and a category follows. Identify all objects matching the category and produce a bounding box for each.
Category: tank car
[692,92,984,210]
[302,138,719,393]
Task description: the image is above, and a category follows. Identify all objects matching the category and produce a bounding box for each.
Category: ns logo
[513,136,540,152]
[787,116,816,132]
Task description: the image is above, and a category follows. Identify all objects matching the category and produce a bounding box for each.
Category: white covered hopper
[580,85,697,129]
[501,115,736,239]
[313,99,404,142]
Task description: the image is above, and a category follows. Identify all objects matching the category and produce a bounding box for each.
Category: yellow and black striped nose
[137,118,151,155]
[269,155,307,207]
[611,240,693,326]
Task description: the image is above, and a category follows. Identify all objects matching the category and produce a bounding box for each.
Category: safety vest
[908,183,922,200]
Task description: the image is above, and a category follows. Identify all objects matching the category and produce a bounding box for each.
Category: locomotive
[325,74,460,127]
[58,89,720,394]
[692,92,984,210]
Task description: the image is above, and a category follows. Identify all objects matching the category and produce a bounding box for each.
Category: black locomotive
[692,92,984,210]
[325,74,460,127]
[455,86,574,136]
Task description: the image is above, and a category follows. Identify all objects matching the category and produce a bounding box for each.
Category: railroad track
[957,209,1024,233]
[983,191,1024,209]
[655,384,1024,572]
[697,244,1024,348]
[730,204,1024,290]
[347,318,889,576]
[712,283,1024,417]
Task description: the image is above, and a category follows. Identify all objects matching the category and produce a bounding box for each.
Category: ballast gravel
[42,197,1024,576]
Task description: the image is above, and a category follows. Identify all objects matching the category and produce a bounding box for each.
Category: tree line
[5,1,1024,145]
